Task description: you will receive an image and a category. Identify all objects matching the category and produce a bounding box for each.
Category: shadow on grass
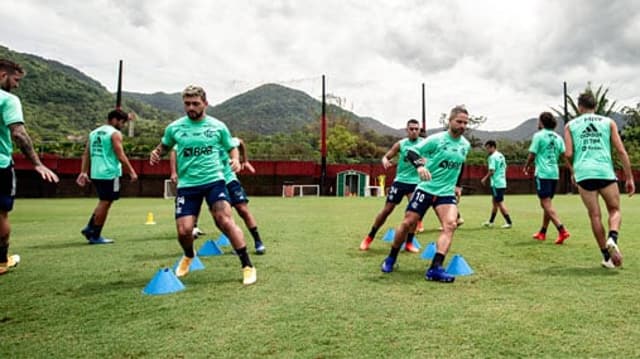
[71,278,148,297]
[531,265,620,277]
[27,241,90,250]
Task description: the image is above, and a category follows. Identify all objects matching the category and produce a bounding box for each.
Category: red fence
[11,155,640,197]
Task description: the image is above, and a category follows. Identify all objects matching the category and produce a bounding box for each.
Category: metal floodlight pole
[320,75,327,196]
[563,81,568,127]
[421,83,426,130]
[116,60,123,109]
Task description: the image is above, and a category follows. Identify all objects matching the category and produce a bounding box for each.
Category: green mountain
[0,45,176,156]
[128,84,404,137]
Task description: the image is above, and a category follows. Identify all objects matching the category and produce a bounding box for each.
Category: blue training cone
[420,242,437,260]
[198,240,224,256]
[142,268,185,295]
[215,233,231,247]
[382,228,395,242]
[173,255,205,272]
[445,254,474,276]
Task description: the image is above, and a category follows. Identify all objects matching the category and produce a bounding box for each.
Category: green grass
[1,195,639,358]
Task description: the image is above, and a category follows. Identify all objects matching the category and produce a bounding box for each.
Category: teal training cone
[420,242,437,260]
[198,240,224,256]
[173,255,205,272]
[216,234,231,247]
[142,268,185,295]
[382,228,395,242]
[445,254,474,276]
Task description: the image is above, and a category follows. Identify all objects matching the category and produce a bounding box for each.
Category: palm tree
[552,82,618,122]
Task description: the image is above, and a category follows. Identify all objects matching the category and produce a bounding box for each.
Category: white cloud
[1,0,639,131]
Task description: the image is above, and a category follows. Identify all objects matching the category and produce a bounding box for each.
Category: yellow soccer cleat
[175,256,193,277]
[0,254,21,275]
[242,266,257,286]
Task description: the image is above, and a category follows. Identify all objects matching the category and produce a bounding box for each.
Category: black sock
[182,244,195,258]
[431,253,446,268]
[87,214,96,228]
[504,214,512,225]
[249,227,262,243]
[0,244,8,263]
[406,233,414,244]
[601,248,611,261]
[368,226,378,238]
[457,212,461,219]
[389,246,401,259]
[556,224,564,233]
[489,212,497,223]
[608,231,618,244]
[93,225,103,238]
[236,246,253,268]
[539,227,548,234]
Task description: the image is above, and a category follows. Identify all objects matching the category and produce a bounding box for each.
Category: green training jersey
[411,131,470,196]
[0,89,24,168]
[394,138,421,185]
[568,113,615,182]
[488,151,507,188]
[89,124,122,179]
[528,129,565,179]
[162,115,235,188]
[221,137,241,184]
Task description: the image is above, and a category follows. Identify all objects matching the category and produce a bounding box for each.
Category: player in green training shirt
[360,119,423,253]
[150,85,256,285]
[169,137,266,254]
[0,59,59,275]
[381,106,470,283]
[76,109,138,244]
[565,92,635,268]
[481,140,513,228]
[523,112,571,244]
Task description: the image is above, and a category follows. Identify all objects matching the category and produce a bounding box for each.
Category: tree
[552,83,618,122]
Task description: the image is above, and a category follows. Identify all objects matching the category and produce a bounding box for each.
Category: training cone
[197,240,224,256]
[445,254,474,276]
[142,268,185,295]
[215,233,231,247]
[145,212,156,225]
[420,242,437,260]
[382,228,395,242]
[173,255,205,272]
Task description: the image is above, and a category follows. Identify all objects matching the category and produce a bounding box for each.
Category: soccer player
[381,106,470,283]
[77,109,138,244]
[564,92,635,268]
[150,85,256,285]
[169,138,266,254]
[481,140,513,228]
[523,112,571,244]
[360,119,423,253]
[0,59,59,275]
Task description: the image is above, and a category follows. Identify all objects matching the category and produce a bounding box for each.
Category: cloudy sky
[2,0,639,130]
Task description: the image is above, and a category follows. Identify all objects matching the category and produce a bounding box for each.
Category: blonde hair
[182,85,207,102]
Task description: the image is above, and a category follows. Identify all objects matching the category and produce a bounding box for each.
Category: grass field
[1,194,639,358]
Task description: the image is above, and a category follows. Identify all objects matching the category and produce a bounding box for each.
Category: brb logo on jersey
[182,146,214,157]
[438,160,462,170]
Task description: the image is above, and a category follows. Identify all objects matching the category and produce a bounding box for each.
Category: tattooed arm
[9,123,59,183]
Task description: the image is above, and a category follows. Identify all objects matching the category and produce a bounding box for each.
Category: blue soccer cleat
[425,265,455,283]
[81,226,93,241]
[88,237,114,245]
[255,240,266,255]
[380,256,397,273]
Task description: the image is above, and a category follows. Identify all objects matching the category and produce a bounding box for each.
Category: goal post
[282,184,320,197]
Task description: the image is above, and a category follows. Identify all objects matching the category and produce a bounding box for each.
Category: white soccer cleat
[192,227,204,239]
[605,238,623,267]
